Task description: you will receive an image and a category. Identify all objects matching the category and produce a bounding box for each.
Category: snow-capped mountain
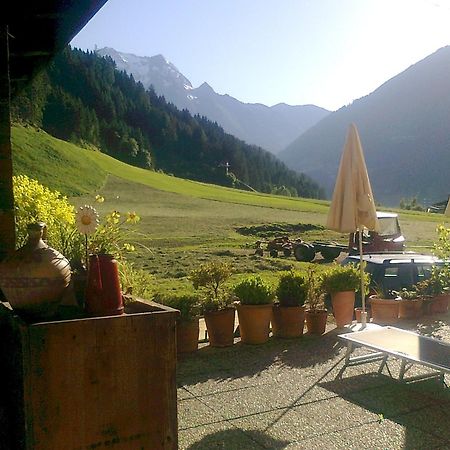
[96,47,329,153]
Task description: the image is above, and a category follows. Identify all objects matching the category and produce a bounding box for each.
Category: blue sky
[71,0,450,111]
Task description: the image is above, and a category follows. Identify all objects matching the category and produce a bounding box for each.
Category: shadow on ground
[185,428,290,450]
[320,373,450,449]
[177,327,346,386]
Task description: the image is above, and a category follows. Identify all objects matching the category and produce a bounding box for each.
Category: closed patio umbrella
[445,196,450,217]
[327,123,379,327]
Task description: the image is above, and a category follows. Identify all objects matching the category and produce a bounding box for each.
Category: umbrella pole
[358,228,367,327]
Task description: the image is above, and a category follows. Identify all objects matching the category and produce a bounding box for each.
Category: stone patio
[177,313,450,449]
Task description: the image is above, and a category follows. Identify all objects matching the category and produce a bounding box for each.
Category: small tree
[190,261,233,312]
[399,197,424,211]
[305,267,325,312]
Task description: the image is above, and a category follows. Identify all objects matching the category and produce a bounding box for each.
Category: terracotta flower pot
[369,295,400,324]
[398,298,423,320]
[331,291,355,328]
[236,303,272,344]
[271,304,306,338]
[354,307,371,322]
[305,309,328,335]
[204,307,235,347]
[430,294,450,314]
[177,318,199,353]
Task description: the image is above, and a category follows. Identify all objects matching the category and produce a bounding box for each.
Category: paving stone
[178,397,226,429]
[229,397,380,445]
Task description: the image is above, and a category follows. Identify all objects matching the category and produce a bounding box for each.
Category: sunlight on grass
[82,149,330,213]
[12,124,107,196]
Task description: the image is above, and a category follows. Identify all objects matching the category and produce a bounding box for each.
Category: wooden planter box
[0,300,179,449]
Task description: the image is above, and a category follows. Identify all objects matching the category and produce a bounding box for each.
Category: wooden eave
[5,0,108,98]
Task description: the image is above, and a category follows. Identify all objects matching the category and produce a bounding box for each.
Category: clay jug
[0,222,71,319]
[85,254,124,316]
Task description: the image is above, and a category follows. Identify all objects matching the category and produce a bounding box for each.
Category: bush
[415,266,448,297]
[13,174,75,250]
[233,276,274,305]
[321,264,367,294]
[155,293,201,321]
[276,270,307,307]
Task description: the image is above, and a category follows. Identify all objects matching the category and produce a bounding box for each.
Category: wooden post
[0,25,15,261]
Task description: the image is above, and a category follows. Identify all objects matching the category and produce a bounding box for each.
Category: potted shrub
[398,288,423,320]
[321,264,364,328]
[157,292,201,353]
[272,270,307,338]
[430,225,450,314]
[234,275,274,344]
[304,268,328,335]
[430,266,450,314]
[190,261,235,347]
[369,284,401,324]
[416,267,450,314]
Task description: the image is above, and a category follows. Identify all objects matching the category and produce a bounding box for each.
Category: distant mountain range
[96,47,329,154]
[279,46,450,206]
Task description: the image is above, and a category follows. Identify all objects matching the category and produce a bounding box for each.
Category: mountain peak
[197,82,214,92]
[151,54,169,65]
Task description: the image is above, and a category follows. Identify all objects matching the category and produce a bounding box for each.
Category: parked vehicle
[255,212,405,263]
[348,212,405,254]
[341,253,443,298]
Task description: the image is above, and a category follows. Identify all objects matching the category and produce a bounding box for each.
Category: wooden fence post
[0,25,15,261]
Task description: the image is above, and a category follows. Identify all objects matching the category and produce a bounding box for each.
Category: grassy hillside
[12,124,107,196]
[11,124,445,294]
[12,124,329,213]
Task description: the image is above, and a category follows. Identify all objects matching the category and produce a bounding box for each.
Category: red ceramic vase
[85,254,124,316]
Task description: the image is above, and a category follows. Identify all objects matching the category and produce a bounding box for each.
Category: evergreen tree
[11,46,324,199]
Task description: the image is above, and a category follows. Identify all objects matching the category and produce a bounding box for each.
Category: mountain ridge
[95,47,329,153]
[279,45,450,206]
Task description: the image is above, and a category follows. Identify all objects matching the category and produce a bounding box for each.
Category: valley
[12,125,443,297]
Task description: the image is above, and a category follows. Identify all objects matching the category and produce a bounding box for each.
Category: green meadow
[11,124,446,295]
